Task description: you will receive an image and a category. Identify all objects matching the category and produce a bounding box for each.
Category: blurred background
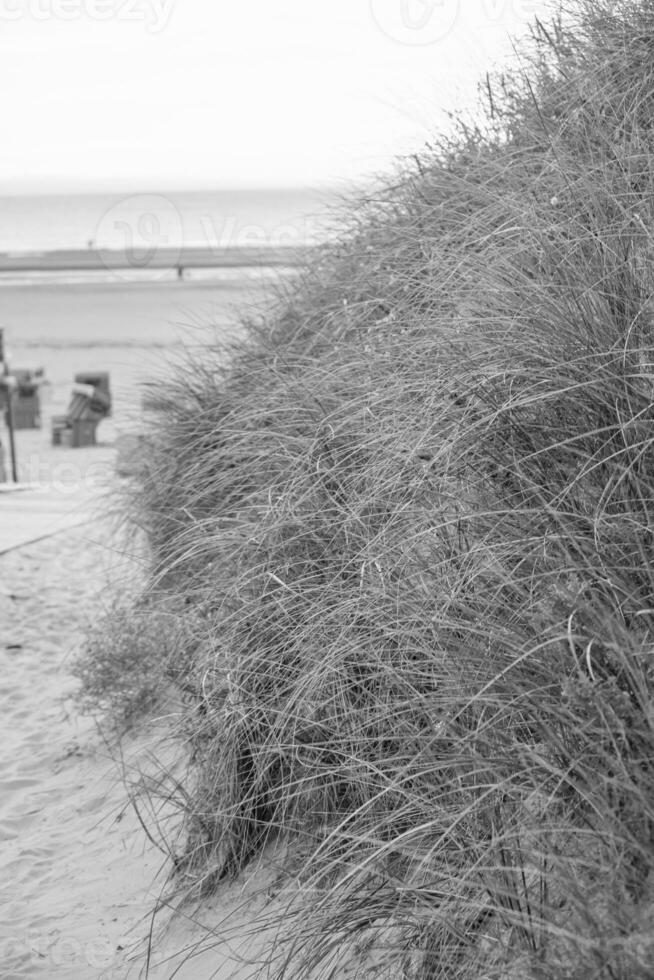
[0,0,553,475]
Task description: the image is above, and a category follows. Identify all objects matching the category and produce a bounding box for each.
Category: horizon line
[0,176,367,197]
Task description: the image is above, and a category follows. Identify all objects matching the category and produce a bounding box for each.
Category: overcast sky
[2,0,554,191]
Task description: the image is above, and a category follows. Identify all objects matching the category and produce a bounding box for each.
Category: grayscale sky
[2,0,554,190]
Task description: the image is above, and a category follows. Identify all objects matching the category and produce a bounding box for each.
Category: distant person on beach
[87,238,95,249]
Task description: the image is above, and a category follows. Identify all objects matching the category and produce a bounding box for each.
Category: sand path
[0,516,298,980]
[0,524,175,978]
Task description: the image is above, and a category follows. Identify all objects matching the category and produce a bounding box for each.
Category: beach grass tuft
[79,1,654,975]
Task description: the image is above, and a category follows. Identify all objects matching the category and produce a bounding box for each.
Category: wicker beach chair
[51,378,112,448]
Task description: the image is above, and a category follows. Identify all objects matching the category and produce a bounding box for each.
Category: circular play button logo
[95,193,183,281]
[370,0,461,45]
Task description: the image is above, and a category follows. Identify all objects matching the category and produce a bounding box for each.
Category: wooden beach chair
[0,365,46,430]
[51,377,112,448]
[74,371,112,417]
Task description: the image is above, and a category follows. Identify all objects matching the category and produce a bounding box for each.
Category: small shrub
[75,599,202,728]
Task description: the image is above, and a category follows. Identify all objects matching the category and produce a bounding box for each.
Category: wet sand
[0,244,307,274]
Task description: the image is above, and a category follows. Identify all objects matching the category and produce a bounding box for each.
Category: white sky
[1,0,555,191]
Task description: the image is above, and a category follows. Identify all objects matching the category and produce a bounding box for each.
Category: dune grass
[79,1,654,975]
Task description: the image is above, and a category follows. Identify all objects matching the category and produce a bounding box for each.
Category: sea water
[0,187,337,255]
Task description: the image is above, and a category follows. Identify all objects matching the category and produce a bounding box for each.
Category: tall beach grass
[80,2,654,975]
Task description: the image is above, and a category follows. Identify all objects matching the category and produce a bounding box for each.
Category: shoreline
[0,244,313,275]
[0,269,293,290]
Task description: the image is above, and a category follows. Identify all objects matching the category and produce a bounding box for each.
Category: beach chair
[51,377,112,448]
[74,371,112,417]
[6,366,45,429]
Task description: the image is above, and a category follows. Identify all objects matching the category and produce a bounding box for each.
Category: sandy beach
[0,521,164,978]
[0,275,291,978]
[0,513,294,979]
[2,275,277,425]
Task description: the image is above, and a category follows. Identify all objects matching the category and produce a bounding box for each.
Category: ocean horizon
[0,187,339,414]
[0,186,338,255]
[0,186,339,287]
